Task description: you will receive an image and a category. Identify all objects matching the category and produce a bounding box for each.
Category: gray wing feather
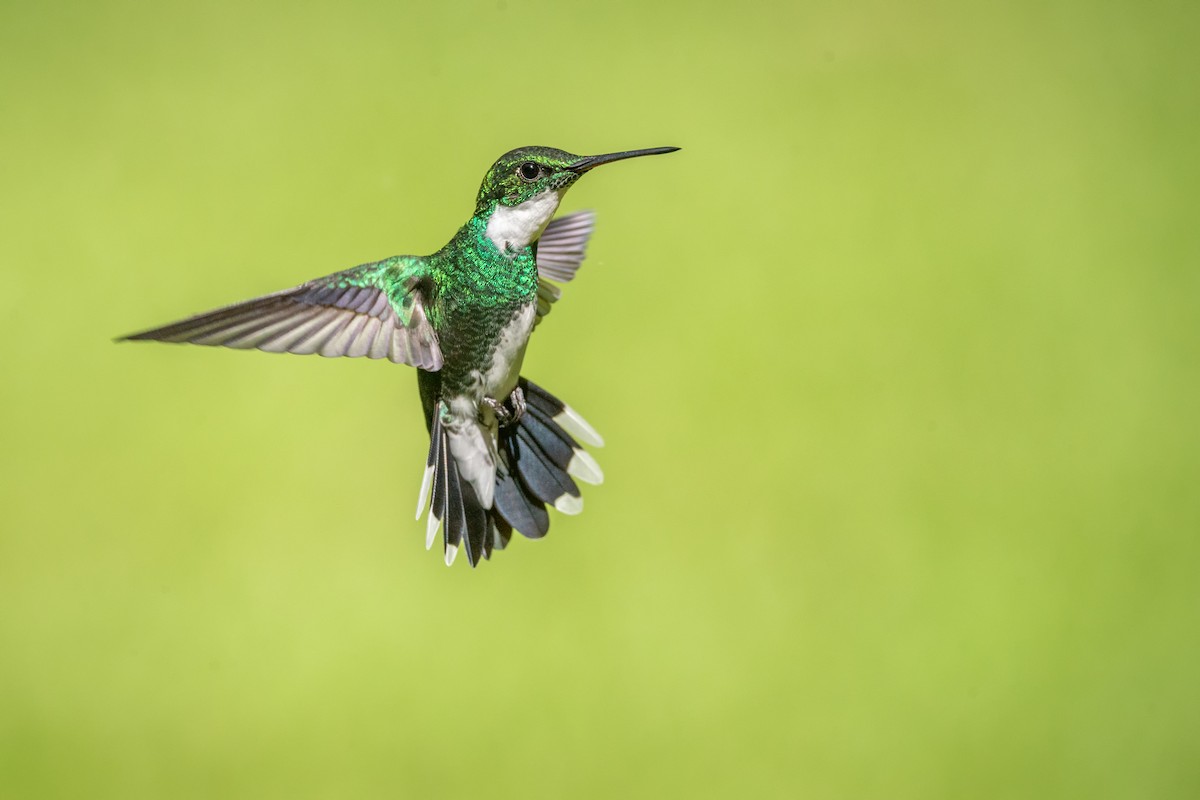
[536,210,595,284]
[121,269,443,370]
[533,210,596,326]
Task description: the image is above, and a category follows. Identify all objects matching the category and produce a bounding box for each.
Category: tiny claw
[508,386,526,425]
[482,395,510,425]
[480,387,526,428]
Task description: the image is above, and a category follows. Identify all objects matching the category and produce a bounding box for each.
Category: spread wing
[533,210,595,325]
[120,256,442,370]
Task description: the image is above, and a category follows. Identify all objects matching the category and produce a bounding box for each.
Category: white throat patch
[485,190,563,253]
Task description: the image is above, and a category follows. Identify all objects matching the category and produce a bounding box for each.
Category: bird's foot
[482,386,526,428]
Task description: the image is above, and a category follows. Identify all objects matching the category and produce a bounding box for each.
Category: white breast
[485,190,563,252]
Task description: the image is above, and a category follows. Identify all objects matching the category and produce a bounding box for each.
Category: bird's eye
[518,162,541,181]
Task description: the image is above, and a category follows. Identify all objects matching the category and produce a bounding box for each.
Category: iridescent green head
[474,145,681,215]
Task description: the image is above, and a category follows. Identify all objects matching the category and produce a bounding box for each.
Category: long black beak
[569,146,680,173]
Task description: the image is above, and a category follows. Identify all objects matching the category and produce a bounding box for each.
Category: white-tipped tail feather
[425,507,441,550]
[414,379,603,567]
[554,405,604,448]
[553,494,584,515]
[415,462,434,520]
[567,449,604,485]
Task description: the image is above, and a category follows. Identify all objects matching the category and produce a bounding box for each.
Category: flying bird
[121,145,680,567]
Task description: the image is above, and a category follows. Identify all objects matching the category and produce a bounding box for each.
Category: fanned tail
[416,379,603,567]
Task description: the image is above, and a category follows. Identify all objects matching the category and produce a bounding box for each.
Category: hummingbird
[121,145,680,567]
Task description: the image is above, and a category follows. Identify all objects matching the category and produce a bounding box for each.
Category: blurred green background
[2,0,1197,797]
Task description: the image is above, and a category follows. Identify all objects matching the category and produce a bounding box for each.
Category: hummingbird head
[476,145,680,253]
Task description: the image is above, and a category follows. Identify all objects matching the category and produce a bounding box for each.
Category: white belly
[443,302,537,509]
[477,302,537,399]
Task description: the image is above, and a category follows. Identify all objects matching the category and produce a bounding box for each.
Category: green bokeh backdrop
[2,1,1197,797]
